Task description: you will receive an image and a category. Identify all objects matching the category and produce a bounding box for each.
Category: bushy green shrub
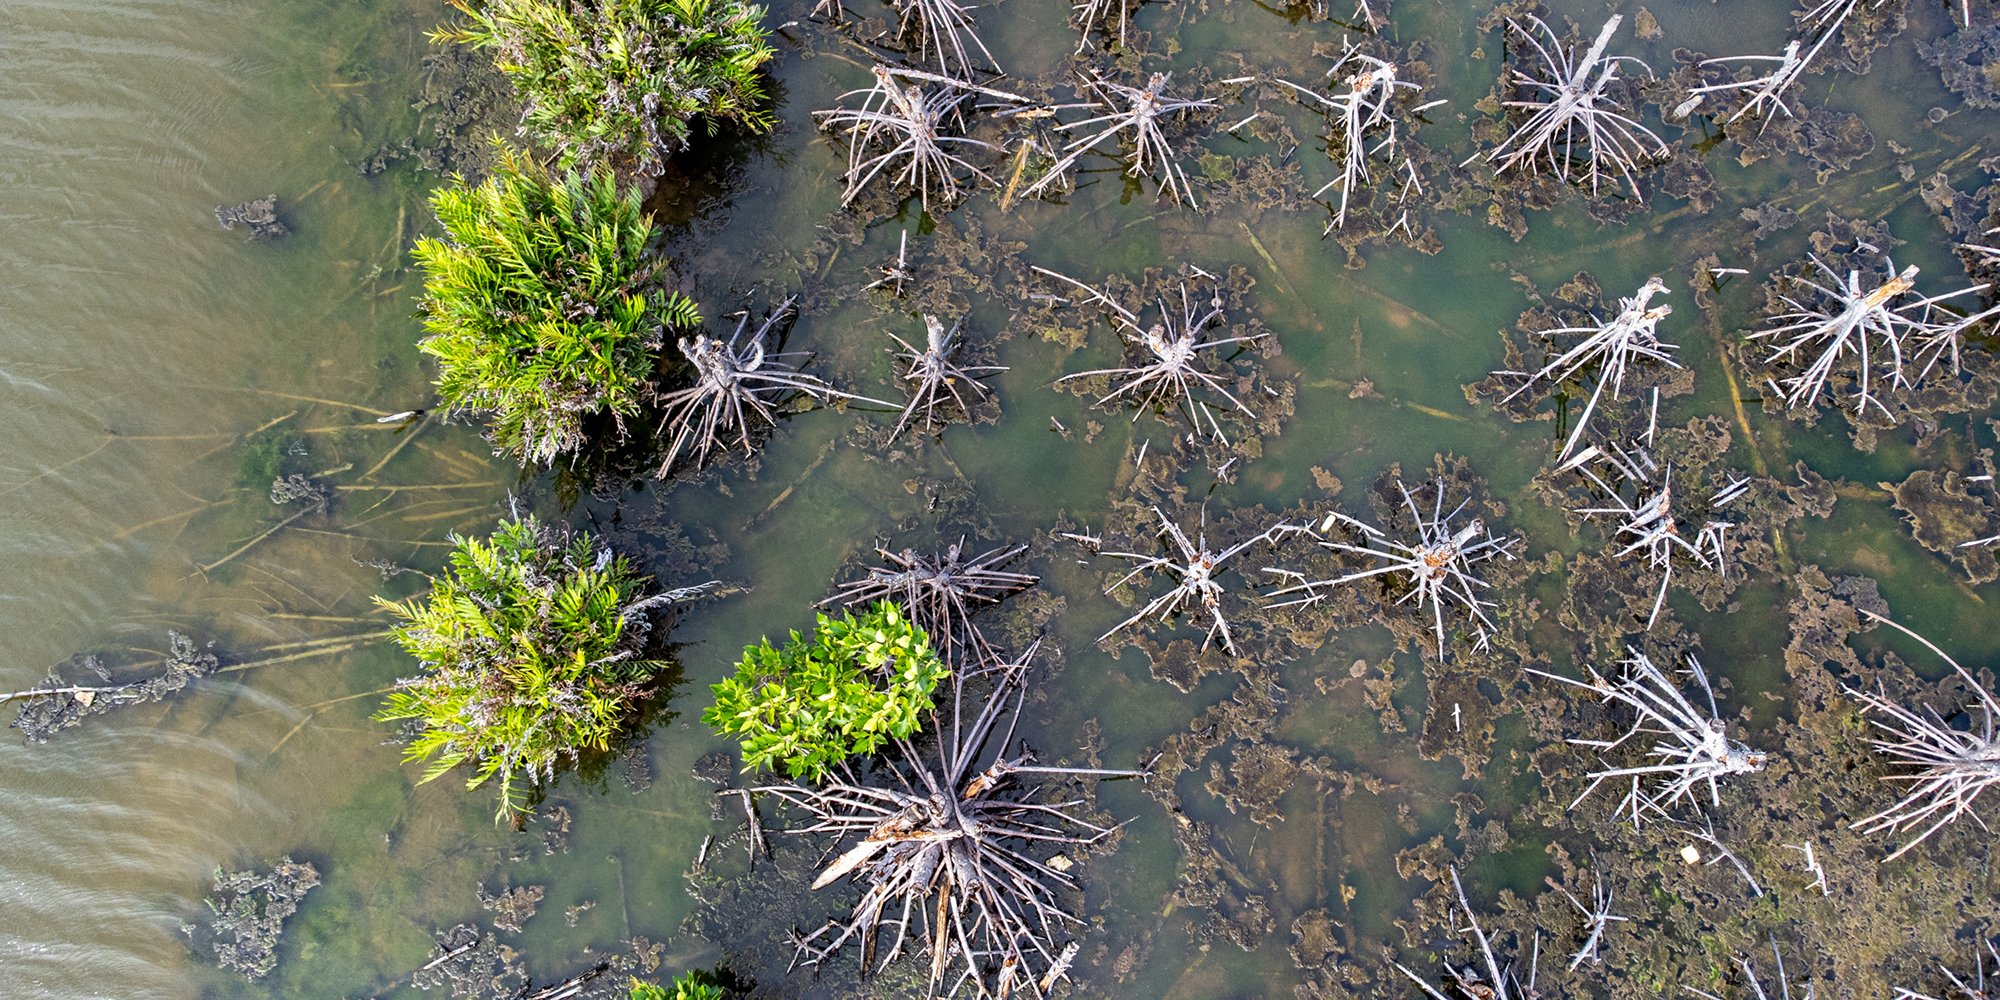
[703,602,947,782]
[629,971,725,1000]
[376,514,667,822]
[440,0,776,176]
[413,149,699,466]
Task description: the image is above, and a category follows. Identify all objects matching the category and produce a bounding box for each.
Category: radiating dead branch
[1748,247,2000,420]
[1267,479,1520,656]
[1498,276,1679,462]
[822,539,1037,662]
[1547,870,1627,971]
[1533,650,1767,827]
[1394,867,1539,1000]
[756,652,1141,997]
[654,297,865,474]
[1035,265,1266,443]
[1562,439,1747,630]
[1075,505,1299,656]
[1481,14,1667,199]
[1681,1,1891,126]
[816,66,1006,210]
[1277,41,1444,231]
[1846,610,2000,861]
[1024,72,1218,208]
[887,315,1007,441]
[891,0,997,76]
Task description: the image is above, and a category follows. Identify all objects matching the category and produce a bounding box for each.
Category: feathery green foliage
[628,971,726,1000]
[376,514,668,822]
[413,149,698,467]
[440,0,775,176]
[704,602,947,782]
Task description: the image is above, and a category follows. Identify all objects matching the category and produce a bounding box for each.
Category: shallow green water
[2,0,1997,997]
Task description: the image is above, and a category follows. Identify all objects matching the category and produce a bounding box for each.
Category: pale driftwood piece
[1267,479,1520,656]
[1498,276,1679,462]
[1533,650,1767,827]
[1847,610,2000,861]
[1480,14,1667,199]
[1035,265,1266,443]
[1024,72,1217,208]
[887,315,1007,441]
[1079,506,1300,656]
[754,652,1142,997]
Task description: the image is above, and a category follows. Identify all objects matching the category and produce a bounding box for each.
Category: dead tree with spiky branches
[1846,609,2000,861]
[1277,40,1445,233]
[1547,870,1628,972]
[1024,72,1219,208]
[1067,506,1299,656]
[1533,650,1768,827]
[892,0,997,77]
[756,652,1142,998]
[1035,265,1266,444]
[816,66,1029,211]
[1266,479,1520,657]
[886,315,1007,441]
[1897,938,1999,1000]
[1395,867,1540,1000]
[1690,941,1820,1000]
[1561,439,1749,630]
[822,540,1037,662]
[1497,276,1679,462]
[655,297,870,474]
[1679,0,1893,127]
[1480,13,1668,199]
[1747,246,2000,420]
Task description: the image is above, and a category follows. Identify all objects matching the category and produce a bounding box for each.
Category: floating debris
[215,194,289,241]
[8,631,220,743]
[478,882,546,935]
[196,857,321,982]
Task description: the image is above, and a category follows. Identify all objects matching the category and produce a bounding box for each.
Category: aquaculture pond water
[2,0,1998,997]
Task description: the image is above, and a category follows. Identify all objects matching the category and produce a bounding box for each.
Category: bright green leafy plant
[704,602,947,782]
[439,0,776,176]
[629,971,725,1000]
[376,514,670,822]
[413,149,699,467]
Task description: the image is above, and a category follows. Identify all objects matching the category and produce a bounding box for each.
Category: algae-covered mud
[3,0,1999,998]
